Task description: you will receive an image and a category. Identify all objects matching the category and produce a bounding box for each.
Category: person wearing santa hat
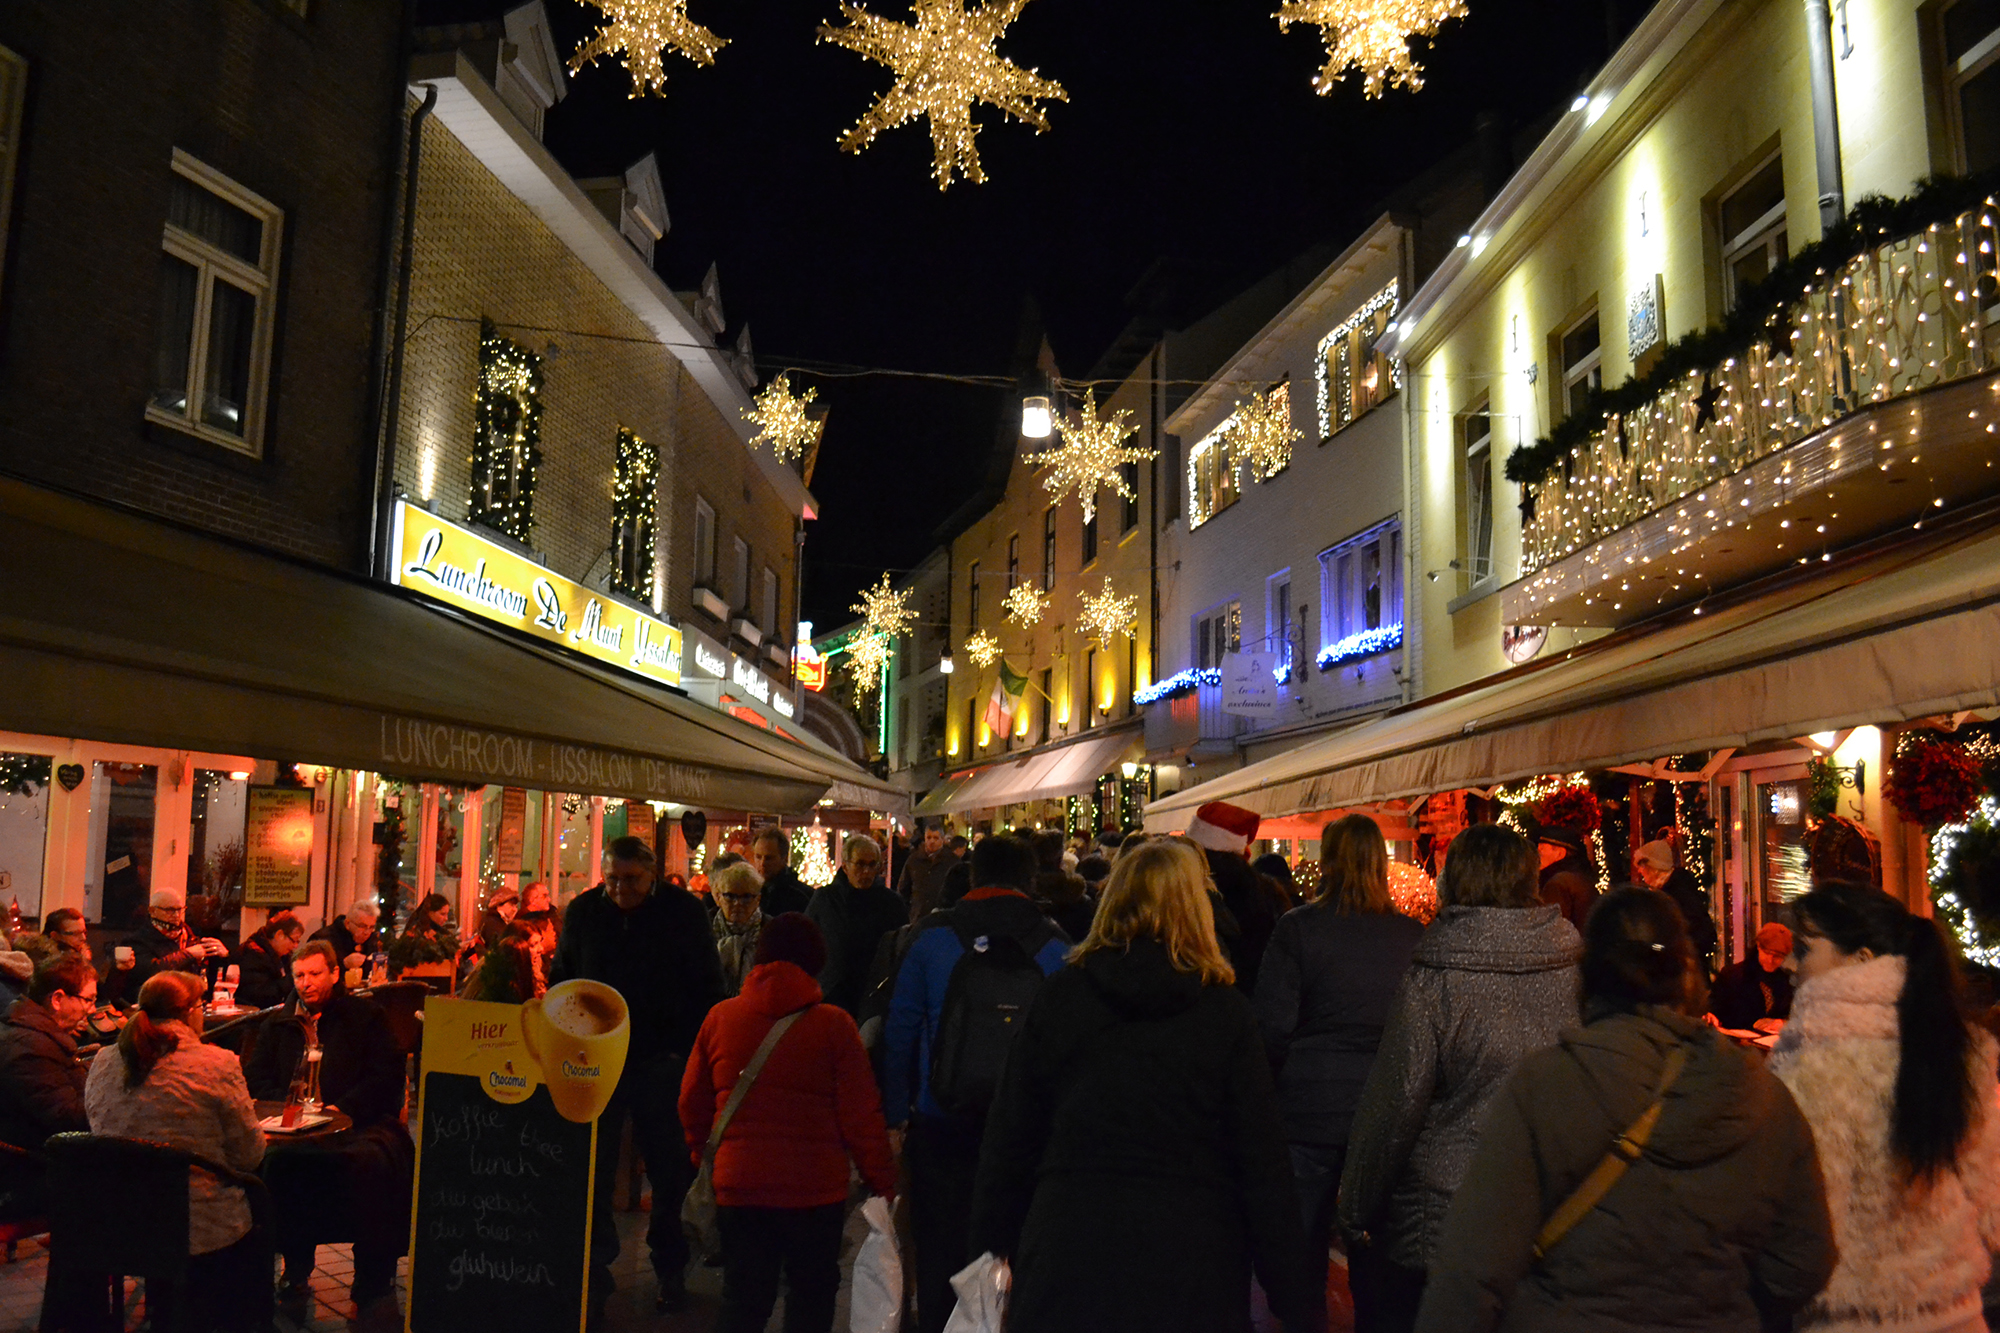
[1186,801,1285,995]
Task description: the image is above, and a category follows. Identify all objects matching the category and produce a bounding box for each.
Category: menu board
[243,786,314,907]
[406,993,628,1333]
[494,787,527,874]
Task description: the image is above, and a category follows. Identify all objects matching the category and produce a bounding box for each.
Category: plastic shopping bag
[849,1196,904,1333]
[941,1251,1010,1333]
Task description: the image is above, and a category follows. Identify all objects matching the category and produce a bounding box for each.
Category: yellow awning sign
[391,501,682,688]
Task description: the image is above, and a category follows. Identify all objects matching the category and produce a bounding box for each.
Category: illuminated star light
[819,0,1068,190]
[846,633,893,691]
[1002,582,1049,626]
[743,373,825,463]
[570,0,728,97]
[852,573,919,642]
[1274,0,1469,98]
[1024,388,1155,524]
[1225,386,1303,482]
[962,630,1001,668]
[1077,577,1138,640]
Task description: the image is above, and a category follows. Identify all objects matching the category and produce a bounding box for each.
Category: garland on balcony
[469,319,544,543]
[1316,621,1402,671]
[1133,667,1220,705]
[1506,169,2000,488]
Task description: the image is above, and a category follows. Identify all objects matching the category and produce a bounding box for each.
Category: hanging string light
[819,0,1068,189]
[469,320,543,543]
[743,373,825,463]
[1275,0,1469,97]
[845,573,918,691]
[569,0,728,96]
[1003,582,1049,626]
[1224,384,1303,481]
[1076,577,1138,640]
[1024,388,1155,523]
[962,629,1001,668]
[610,428,659,601]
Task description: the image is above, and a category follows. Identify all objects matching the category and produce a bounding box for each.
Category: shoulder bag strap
[701,1010,804,1163]
[1531,1044,1688,1261]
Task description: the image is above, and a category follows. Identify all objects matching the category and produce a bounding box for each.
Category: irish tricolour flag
[983,659,1029,736]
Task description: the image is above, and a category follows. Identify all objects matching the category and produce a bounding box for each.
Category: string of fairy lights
[566,0,1470,189]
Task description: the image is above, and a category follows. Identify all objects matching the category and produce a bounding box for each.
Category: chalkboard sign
[405,992,629,1333]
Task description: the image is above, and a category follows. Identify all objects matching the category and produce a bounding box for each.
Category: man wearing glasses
[103,889,225,1006]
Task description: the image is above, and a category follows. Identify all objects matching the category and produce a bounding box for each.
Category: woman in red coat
[680,913,896,1333]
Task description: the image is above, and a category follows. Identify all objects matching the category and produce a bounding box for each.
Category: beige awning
[1146,516,2000,829]
[929,728,1141,815]
[0,477,888,814]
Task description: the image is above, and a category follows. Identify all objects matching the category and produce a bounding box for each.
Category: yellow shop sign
[390,501,682,687]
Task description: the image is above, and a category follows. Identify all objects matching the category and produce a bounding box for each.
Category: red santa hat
[1187,801,1260,854]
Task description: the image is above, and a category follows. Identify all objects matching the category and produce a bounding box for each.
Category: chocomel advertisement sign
[390,501,682,689]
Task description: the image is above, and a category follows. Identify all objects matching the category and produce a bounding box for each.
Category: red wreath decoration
[1532,783,1603,834]
[1884,732,1982,828]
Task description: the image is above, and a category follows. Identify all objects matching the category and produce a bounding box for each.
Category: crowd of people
[2,802,1999,1332]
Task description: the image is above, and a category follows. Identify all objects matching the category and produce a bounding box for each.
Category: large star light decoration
[1024,389,1155,524]
[846,633,892,692]
[1077,578,1138,641]
[962,630,1001,668]
[1225,387,1304,482]
[818,0,1068,190]
[570,0,728,97]
[1275,0,1469,98]
[1002,582,1048,626]
[743,374,824,463]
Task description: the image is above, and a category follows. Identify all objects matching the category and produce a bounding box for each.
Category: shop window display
[0,753,52,919]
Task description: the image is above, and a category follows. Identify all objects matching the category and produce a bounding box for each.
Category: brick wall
[0,0,405,571]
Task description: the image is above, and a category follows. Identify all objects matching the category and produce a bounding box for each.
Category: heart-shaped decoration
[55,764,84,792]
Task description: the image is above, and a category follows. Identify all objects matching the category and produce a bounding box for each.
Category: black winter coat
[1207,851,1280,995]
[1659,869,1718,965]
[0,998,88,1150]
[804,872,908,1016]
[970,939,1322,1333]
[759,867,811,918]
[312,914,381,965]
[103,920,208,1006]
[1254,904,1425,1145]
[243,991,406,1129]
[231,935,292,1011]
[551,882,724,1065]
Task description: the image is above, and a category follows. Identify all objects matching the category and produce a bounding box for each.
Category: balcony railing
[1522,199,2000,575]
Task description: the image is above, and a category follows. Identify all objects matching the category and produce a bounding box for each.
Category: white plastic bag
[941,1251,1010,1333]
[849,1196,904,1333]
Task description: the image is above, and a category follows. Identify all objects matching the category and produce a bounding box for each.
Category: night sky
[534,0,1631,626]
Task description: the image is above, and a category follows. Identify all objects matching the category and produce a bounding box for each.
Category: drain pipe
[1802,0,1845,233]
[369,82,438,581]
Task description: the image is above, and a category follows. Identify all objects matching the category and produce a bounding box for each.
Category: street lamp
[939,646,955,674]
[1021,395,1053,439]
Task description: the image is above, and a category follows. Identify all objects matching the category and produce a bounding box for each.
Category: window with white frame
[1266,572,1295,680]
[1186,428,1239,530]
[1941,0,2000,176]
[1460,408,1494,582]
[762,567,779,637]
[1558,310,1602,420]
[1315,281,1400,439]
[732,537,750,611]
[693,499,716,587]
[1719,153,1787,311]
[149,152,283,455]
[1194,600,1241,670]
[1319,519,1402,656]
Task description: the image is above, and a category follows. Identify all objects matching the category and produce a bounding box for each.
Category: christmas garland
[610,427,659,601]
[0,754,50,798]
[469,319,544,543]
[1506,169,2000,487]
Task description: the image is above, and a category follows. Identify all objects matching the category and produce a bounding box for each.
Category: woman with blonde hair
[85,970,266,1330]
[970,840,1319,1333]
[1255,814,1425,1270]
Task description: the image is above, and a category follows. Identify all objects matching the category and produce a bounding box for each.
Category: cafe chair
[38,1132,275,1333]
[0,1141,50,1262]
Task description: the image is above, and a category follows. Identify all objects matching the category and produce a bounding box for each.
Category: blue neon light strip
[1133,667,1220,705]
[1316,622,1403,671]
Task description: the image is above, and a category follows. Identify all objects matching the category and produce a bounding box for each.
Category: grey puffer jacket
[1416,1006,1834,1333]
[1336,903,1581,1270]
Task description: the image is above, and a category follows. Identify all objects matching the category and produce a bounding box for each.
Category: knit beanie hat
[754,912,827,976]
[1188,801,1260,854]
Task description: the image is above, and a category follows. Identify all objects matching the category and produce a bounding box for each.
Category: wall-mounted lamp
[1021,395,1053,439]
[1120,762,1138,780]
[939,646,955,675]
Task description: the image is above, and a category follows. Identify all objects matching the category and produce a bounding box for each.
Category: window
[732,537,750,611]
[611,428,659,602]
[1042,507,1056,590]
[1082,509,1099,565]
[1084,647,1099,725]
[1126,636,1138,714]
[1038,668,1053,743]
[1316,281,1400,438]
[1163,434,1183,521]
[1267,573,1294,680]
[1719,154,1787,310]
[1120,461,1140,532]
[1319,519,1403,649]
[967,697,978,752]
[761,567,779,637]
[693,499,717,587]
[1559,310,1602,420]
[1007,534,1020,590]
[468,320,543,541]
[968,561,981,628]
[149,152,283,455]
[1459,409,1494,582]
[1942,0,2000,175]
[1186,429,1239,529]
[1195,600,1241,670]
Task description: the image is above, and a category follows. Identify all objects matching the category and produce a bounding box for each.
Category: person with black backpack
[882,833,1072,1333]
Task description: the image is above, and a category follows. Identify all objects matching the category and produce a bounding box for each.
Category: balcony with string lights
[1503,190,2000,630]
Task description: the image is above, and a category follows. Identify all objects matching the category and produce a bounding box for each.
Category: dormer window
[494,3,566,140]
